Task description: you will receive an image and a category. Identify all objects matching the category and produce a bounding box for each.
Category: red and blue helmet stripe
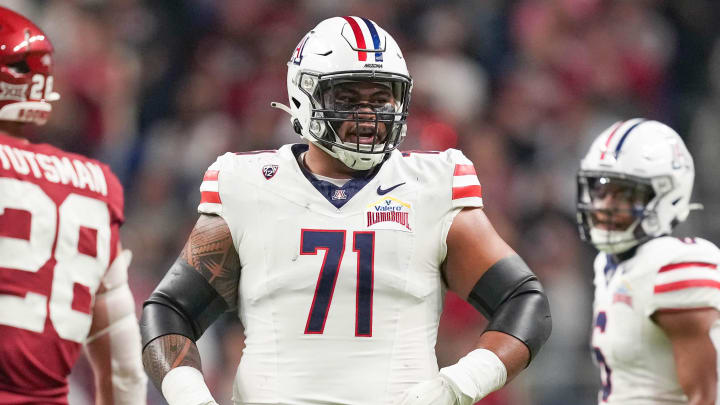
[342,16,383,62]
[612,119,646,159]
[359,17,382,62]
[600,119,647,160]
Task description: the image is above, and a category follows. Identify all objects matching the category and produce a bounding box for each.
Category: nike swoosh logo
[377,182,406,195]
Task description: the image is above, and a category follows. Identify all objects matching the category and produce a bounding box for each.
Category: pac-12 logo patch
[366,196,412,232]
[262,164,278,180]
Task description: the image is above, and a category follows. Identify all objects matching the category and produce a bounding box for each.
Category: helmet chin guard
[272,16,412,171]
[313,139,386,171]
[588,226,643,254]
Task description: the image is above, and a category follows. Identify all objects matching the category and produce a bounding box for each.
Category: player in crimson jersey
[0,6,146,404]
[140,16,551,405]
[577,119,720,404]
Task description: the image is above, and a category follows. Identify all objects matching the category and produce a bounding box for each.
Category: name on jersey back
[0,143,108,196]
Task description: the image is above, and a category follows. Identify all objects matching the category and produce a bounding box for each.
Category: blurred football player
[0,6,146,404]
[577,119,719,404]
[141,16,551,405]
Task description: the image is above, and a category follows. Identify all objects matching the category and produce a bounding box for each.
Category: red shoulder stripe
[654,279,720,293]
[203,170,219,181]
[453,164,476,176]
[452,185,482,200]
[658,262,717,273]
[200,191,221,204]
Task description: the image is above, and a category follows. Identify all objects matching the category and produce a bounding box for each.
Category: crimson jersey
[0,132,124,404]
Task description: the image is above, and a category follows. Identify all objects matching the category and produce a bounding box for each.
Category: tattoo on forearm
[171,339,192,368]
[142,334,202,390]
[181,215,241,308]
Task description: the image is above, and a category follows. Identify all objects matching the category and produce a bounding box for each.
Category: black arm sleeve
[140,259,229,350]
[467,255,552,361]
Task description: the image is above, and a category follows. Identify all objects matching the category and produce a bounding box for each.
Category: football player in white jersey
[140,16,551,405]
[577,119,720,404]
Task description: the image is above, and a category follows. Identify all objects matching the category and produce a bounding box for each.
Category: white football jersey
[197,144,483,405]
[591,236,720,404]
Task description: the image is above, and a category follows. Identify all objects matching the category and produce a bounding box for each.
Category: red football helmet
[0,6,59,125]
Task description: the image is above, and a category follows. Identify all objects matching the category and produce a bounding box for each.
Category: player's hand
[396,375,467,405]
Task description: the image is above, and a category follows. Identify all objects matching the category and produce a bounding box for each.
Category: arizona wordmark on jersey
[591,236,720,404]
[0,132,124,404]
[197,144,482,405]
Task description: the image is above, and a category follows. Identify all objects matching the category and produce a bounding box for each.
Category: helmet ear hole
[292,97,301,109]
[293,119,303,135]
[8,60,30,74]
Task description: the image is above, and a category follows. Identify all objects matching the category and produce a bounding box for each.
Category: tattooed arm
[141,214,241,400]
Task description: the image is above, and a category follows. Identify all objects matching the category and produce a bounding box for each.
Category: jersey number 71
[300,229,374,337]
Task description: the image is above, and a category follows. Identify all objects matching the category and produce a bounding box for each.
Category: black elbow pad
[468,255,552,361]
[140,259,229,350]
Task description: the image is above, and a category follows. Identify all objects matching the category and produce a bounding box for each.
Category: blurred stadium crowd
[5,0,720,404]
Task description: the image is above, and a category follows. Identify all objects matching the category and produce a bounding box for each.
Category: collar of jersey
[291,143,381,209]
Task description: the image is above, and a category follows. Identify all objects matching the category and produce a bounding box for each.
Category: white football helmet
[272,16,412,171]
[577,119,697,254]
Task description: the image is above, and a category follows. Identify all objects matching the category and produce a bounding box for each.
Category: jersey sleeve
[646,241,720,314]
[101,163,125,265]
[197,152,239,216]
[103,163,125,226]
[446,149,483,210]
[438,149,483,262]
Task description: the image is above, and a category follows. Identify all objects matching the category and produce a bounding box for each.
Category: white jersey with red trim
[591,236,720,404]
[197,144,482,405]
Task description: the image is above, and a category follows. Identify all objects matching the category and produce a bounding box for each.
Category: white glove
[396,374,466,405]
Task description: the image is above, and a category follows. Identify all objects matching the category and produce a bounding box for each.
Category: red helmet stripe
[600,121,624,160]
[342,16,368,61]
